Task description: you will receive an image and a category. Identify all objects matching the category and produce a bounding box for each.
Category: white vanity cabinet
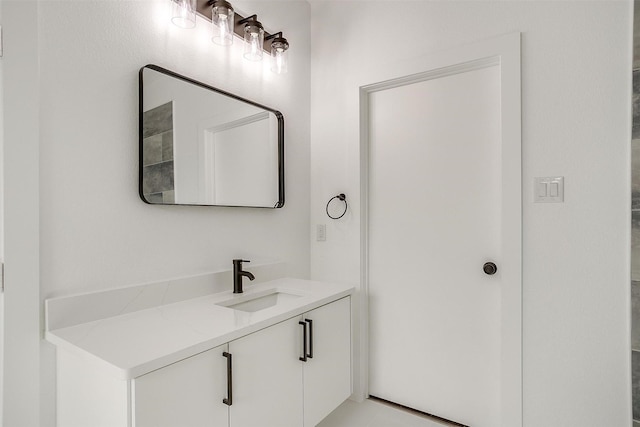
[54,293,351,427]
[229,295,351,427]
[131,317,305,427]
[302,296,352,427]
[229,316,304,426]
[133,344,229,427]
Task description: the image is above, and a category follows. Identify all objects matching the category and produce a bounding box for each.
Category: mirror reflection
[139,65,284,208]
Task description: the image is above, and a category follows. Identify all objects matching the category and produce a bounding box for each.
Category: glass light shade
[243,22,264,61]
[270,39,289,74]
[171,0,196,29]
[211,1,235,46]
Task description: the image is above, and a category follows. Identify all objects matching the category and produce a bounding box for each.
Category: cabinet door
[229,317,303,427]
[303,296,351,427]
[133,344,229,427]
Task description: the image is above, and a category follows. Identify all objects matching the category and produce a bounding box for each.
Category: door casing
[359,33,522,427]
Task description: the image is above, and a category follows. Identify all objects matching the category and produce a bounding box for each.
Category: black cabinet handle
[305,319,313,359]
[222,352,232,406]
[299,321,307,362]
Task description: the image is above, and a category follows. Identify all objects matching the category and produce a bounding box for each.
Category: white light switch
[316,224,326,242]
[538,182,548,197]
[534,177,564,203]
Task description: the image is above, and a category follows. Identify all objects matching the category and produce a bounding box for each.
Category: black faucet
[232,259,255,293]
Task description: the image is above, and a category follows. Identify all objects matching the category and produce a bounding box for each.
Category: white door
[368,64,505,426]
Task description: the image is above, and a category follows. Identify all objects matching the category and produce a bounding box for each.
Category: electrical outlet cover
[534,177,564,203]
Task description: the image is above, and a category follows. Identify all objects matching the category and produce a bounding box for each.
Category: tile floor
[318,399,456,427]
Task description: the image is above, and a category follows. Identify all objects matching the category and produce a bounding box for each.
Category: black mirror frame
[138,64,285,208]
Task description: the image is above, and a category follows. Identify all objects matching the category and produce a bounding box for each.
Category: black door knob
[483,262,497,275]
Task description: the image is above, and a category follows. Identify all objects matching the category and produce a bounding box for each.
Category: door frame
[2,2,42,426]
[359,33,522,426]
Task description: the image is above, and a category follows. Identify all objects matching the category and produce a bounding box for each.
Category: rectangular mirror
[139,65,284,208]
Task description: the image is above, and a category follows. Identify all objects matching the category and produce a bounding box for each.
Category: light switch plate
[534,177,564,203]
[316,224,326,242]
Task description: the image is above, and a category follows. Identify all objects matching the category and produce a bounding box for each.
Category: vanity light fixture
[211,0,234,46]
[266,33,289,74]
[171,0,197,29]
[239,15,264,62]
[169,0,290,73]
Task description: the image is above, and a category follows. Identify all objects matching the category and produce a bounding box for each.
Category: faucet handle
[232,259,251,266]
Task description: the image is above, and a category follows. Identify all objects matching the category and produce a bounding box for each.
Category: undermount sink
[217,290,302,313]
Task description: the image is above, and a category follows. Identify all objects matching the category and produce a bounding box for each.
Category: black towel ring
[326,193,347,220]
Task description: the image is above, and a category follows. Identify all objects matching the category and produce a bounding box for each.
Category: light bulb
[250,33,259,56]
[273,48,285,73]
[212,1,235,46]
[243,21,264,61]
[270,37,289,74]
[219,15,229,38]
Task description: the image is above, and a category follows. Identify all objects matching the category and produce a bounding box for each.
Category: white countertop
[45,278,354,380]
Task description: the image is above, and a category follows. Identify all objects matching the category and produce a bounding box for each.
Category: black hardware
[232,259,255,294]
[222,352,233,406]
[209,0,232,10]
[265,32,289,54]
[201,1,287,55]
[369,396,470,427]
[326,193,348,220]
[265,31,284,42]
[305,319,313,359]
[237,14,260,27]
[299,321,307,362]
[483,262,497,275]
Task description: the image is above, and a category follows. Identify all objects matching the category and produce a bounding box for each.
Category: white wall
[39,0,310,297]
[8,0,310,424]
[309,1,632,426]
